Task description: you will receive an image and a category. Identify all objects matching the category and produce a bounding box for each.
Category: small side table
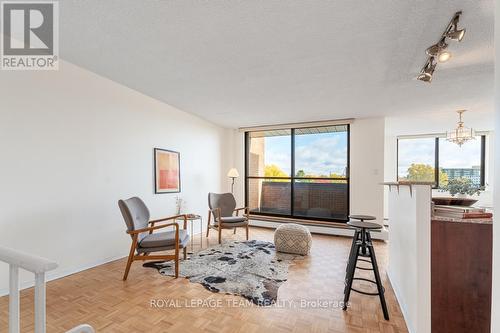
[177,214,203,249]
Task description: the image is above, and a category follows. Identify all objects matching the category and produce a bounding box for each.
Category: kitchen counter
[432,215,492,224]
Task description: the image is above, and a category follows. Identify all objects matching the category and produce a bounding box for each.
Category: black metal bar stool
[343,217,389,320]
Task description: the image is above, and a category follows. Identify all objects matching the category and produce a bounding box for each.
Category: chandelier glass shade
[446,110,475,146]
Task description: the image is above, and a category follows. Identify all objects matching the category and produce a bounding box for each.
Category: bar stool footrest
[357,258,371,263]
[350,278,385,296]
[354,258,374,270]
[355,265,374,271]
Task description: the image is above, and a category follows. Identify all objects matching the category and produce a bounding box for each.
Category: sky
[398,137,482,177]
[264,131,348,176]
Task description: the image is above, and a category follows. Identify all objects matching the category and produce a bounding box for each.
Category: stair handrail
[0,246,58,273]
[0,246,95,333]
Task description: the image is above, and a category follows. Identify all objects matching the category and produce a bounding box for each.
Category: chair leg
[206,210,211,237]
[233,227,237,234]
[174,245,180,278]
[183,247,187,260]
[246,225,249,240]
[218,224,222,244]
[123,255,134,281]
[123,237,137,281]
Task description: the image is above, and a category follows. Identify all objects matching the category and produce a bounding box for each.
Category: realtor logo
[1,1,59,70]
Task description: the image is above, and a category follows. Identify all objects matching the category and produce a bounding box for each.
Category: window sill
[249,214,350,228]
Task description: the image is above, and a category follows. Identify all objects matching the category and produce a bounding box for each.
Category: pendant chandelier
[446,110,475,146]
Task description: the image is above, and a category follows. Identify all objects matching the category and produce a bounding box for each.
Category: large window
[245,125,350,222]
[397,135,486,187]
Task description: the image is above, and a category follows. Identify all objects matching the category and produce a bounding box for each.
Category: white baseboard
[387,269,413,333]
[249,219,389,241]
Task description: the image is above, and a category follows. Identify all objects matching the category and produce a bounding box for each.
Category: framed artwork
[154,148,181,193]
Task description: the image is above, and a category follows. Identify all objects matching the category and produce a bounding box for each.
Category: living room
[0,1,499,333]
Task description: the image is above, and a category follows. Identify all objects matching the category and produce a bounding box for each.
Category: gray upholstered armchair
[207,192,249,244]
[118,197,189,280]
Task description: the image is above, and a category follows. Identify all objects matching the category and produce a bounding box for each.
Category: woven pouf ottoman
[274,223,312,255]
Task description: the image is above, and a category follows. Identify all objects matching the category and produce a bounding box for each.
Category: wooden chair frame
[123,214,187,281]
[206,207,249,244]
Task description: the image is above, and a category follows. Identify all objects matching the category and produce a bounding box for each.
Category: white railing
[0,246,95,333]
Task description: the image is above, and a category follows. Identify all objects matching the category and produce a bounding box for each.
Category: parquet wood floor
[0,227,408,332]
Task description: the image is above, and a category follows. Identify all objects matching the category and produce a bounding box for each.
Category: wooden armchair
[207,192,249,244]
[118,197,189,280]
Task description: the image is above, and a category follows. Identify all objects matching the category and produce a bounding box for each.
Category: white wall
[0,61,232,294]
[387,185,431,333]
[231,117,385,225]
[350,117,385,223]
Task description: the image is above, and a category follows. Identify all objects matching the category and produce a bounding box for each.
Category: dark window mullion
[435,137,440,188]
[244,132,249,208]
[480,135,486,188]
[291,129,295,216]
[247,176,348,180]
[246,176,292,180]
[293,177,349,180]
[347,124,351,219]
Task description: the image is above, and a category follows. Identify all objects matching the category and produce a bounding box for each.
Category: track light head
[446,28,465,41]
[426,40,451,63]
[438,50,452,62]
[417,58,436,83]
[426,39,447,56]
[417,72,432,82]
[425,45,439,57]
[446,12,465,41]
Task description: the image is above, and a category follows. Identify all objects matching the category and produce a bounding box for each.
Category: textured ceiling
[59,1,494,128]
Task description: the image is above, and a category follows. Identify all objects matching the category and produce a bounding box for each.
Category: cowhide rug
[144,240,302,306]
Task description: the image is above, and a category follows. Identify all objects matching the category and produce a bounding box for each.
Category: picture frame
[154,148,181,194]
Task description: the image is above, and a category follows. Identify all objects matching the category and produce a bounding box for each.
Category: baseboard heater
[248,215,389,241]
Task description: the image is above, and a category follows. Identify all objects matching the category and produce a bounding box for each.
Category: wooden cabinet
[431,219,492,333]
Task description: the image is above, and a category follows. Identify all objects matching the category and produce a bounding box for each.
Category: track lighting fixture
[417,57,436,82]
[416,11,465,82]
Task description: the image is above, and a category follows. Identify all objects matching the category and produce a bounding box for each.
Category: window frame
[244,124,350,223]
[396,134,487,189]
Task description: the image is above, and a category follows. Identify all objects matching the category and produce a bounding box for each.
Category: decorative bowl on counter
[432,197,478,207]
